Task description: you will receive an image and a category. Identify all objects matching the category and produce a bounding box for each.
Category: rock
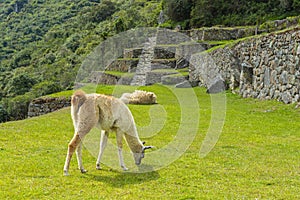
[28,97,71,118]
[161,74,187,85]
[294,95,299,104]
[207,77,226,94]
[280,71,288,85]
[175,80,192,88]
[175,57,189,69]
[189,80,200,87]
[297,45,300,55]
[117,76,133,85]
[282,91,292,104]
[270,70,277,84]
[263,68,270,86]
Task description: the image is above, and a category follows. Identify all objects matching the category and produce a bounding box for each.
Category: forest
[0,0,299,122]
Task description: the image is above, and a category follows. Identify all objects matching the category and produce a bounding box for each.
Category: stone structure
[183,27,258,41]
[190,27,300,104]
[28,27,300,119]
[131,36,157,86]
[28,96,71,117]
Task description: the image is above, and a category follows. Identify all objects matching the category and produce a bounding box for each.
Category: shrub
[0,104,8,123]
[3,92,35,120]
[5,71,36,97]
[31,81,62,97]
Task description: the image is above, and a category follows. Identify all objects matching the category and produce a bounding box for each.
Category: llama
[63,90,153,176]
[120,90,157,104]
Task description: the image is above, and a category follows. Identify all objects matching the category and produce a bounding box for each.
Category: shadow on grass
[85,164,160,187]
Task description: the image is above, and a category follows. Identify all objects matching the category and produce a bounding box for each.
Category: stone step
[145,69,178,85]
[161,74,188,85]
[123,44,206,60]
[105,33,215,86]
[130,36,157,86]
[106,58,178,72]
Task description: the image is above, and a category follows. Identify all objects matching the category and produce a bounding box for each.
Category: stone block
[207,77,226,94]
[161,74,187,85]
[175,80,192,88]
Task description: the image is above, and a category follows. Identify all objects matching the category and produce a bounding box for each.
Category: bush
[163,0,193,23]
[31,81,62,97]
[0,104,8,123]
[3,92,35,120]
[5,71,36,97]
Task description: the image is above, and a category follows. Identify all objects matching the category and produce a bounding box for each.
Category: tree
[191,0,216,27]
[0,104,8,123]
[292,0,300,9]
[12,49,32,68]
[86,0,116,23]
[164,0,193,22]
[5,71,36,97]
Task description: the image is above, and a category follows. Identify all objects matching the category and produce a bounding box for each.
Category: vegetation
[0,0,299,122]
[0,0,162,122]
[0,0,299,197]
[0,85,299,199]
[163,0,300,28]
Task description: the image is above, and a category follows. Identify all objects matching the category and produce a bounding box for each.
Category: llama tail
[71,90,87,119]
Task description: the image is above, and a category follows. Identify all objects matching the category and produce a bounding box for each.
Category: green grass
[1,85,300,199]
[104,71,135,78]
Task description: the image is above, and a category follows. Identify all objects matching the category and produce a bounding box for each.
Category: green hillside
[0,0,300,122]
[0,0,162,121]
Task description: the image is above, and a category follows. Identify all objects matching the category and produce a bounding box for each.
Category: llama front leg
[116,130,128,171]
[96,130,109,170]
[63,134,81,176]
[76,137,87,173]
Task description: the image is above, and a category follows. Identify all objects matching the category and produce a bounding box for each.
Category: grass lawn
[0,85,299,199]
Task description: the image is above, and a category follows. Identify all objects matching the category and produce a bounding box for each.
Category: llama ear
[143,146,154,150]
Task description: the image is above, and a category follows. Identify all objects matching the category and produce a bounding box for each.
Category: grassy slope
[0,85,299,199]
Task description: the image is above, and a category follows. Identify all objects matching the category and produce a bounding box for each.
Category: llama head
[133,143,153,165]
[149,92,157,104]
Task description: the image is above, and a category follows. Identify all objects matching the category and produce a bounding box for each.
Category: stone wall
[190,27,300,104]
[183,27,258,41]
[28,96,71,117]
[237,29,300,104]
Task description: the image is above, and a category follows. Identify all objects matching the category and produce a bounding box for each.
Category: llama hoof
[63,170,69,176]
[122,166,128,171]
[96,164,102,170]
[80,169,87,173]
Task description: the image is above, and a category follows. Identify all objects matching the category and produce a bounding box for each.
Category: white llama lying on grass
[120,90,157,104]
[63,90,153,176]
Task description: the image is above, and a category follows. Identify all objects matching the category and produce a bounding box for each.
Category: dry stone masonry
[28,96,71,117]
[131,36,157,86]
[190,27,300,104]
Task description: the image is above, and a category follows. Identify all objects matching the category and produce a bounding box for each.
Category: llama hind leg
[96,130,109,170]
[76,137,87,173]
[63,134,81,176]
[64,122,94,175]
[116,130,128,171]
